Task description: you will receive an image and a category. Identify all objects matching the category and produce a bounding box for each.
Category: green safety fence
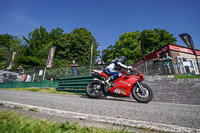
[0,80,58,88]
[0,76,93,95]
[57,75,93,94]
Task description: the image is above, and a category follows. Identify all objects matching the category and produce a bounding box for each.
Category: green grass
[28,108,37,112]
[175,74,200,79]
[0,87,81,95]
[0,110,133,133]
[14,106,23,109]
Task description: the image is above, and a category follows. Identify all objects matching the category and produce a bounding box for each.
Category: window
[177,56,186,74]
[187,59,196,74]
[189,60,194,69]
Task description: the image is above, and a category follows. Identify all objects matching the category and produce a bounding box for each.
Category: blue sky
[0,0,200,53]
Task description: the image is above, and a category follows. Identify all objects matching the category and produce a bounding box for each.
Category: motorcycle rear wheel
[86,80,104,98]
[131,83,153,103]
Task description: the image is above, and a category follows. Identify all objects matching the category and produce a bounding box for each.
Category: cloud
[8,11,41,27]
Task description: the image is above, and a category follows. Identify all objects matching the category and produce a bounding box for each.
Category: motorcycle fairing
[109,75,139,97]
[92,70,109,78]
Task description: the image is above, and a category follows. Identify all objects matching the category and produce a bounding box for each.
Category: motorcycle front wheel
[86,80,104,98]
[131,83,153,103]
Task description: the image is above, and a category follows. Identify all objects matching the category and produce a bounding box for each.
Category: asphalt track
[0,90,200,132]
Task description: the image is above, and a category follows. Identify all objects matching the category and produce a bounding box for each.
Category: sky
[0,0,200,53]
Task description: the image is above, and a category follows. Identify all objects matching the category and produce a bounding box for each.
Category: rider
[105,56,132,84]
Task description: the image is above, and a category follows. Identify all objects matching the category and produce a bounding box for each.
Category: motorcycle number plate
[114,89,120,94]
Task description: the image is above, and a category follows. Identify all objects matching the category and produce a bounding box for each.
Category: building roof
[132,43,200,67]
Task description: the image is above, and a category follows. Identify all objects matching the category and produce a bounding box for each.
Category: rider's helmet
[118,56,127,64]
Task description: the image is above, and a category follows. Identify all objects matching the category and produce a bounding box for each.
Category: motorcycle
[86,67,153,103]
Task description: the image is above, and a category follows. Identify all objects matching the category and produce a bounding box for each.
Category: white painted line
[0,100,199,133]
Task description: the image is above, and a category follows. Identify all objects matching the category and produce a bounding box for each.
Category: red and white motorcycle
[86,67,153,103]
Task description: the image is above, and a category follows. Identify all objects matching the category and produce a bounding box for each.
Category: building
[132,43,200,75]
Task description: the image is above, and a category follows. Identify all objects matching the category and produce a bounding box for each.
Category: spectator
[163,53,172,74]
[69,60,78,77]
[152,53,162,75]
[96,57,105,70]
[17,65,24,81]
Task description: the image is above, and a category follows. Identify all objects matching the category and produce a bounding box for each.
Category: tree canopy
[140,29,177,54]
[0,27,176,69]
[0,26,99,69]
[102,28,177,64]
[102,31,141,63]
[0,34,22,69]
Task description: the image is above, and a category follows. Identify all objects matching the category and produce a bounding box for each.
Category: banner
[46,46,56,68]
[4,50,18,70]
[179,33,196,56]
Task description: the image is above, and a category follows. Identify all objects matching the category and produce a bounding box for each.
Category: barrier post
[0,70,4,83]
[43,67,46,80]
[65,67,68,77]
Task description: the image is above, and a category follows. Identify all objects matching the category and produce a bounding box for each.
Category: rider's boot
[105,76,113,85]
[105,77,110,84]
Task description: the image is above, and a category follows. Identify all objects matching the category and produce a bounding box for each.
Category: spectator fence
[0,58,199,83]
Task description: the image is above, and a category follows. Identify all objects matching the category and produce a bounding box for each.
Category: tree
[102,29,177,63]
[49,27,100,66]
[49,27,68,67]
[67,28,99,65]
[102,31,141,64]
[0,34,22,69]
[140,29,177,55]
[21,26,52,68]
[21,26,99,68]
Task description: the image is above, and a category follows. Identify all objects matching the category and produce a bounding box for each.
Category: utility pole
[89,44,94,74]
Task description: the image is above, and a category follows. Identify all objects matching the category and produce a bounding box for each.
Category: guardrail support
[43,67,46,80]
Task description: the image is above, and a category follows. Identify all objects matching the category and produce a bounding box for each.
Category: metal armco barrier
[0,76,93,95]
[57,75,93,94]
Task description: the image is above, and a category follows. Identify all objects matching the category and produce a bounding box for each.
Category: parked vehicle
[0,70,19,83]
[86,67,153,103]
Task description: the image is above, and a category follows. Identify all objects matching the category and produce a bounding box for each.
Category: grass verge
[175,74,200,79]
[28,108,37,112]
[0,87,81,95]
[0,110,133,133]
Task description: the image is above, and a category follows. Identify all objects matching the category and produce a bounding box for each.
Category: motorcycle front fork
[136,81,145,93]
